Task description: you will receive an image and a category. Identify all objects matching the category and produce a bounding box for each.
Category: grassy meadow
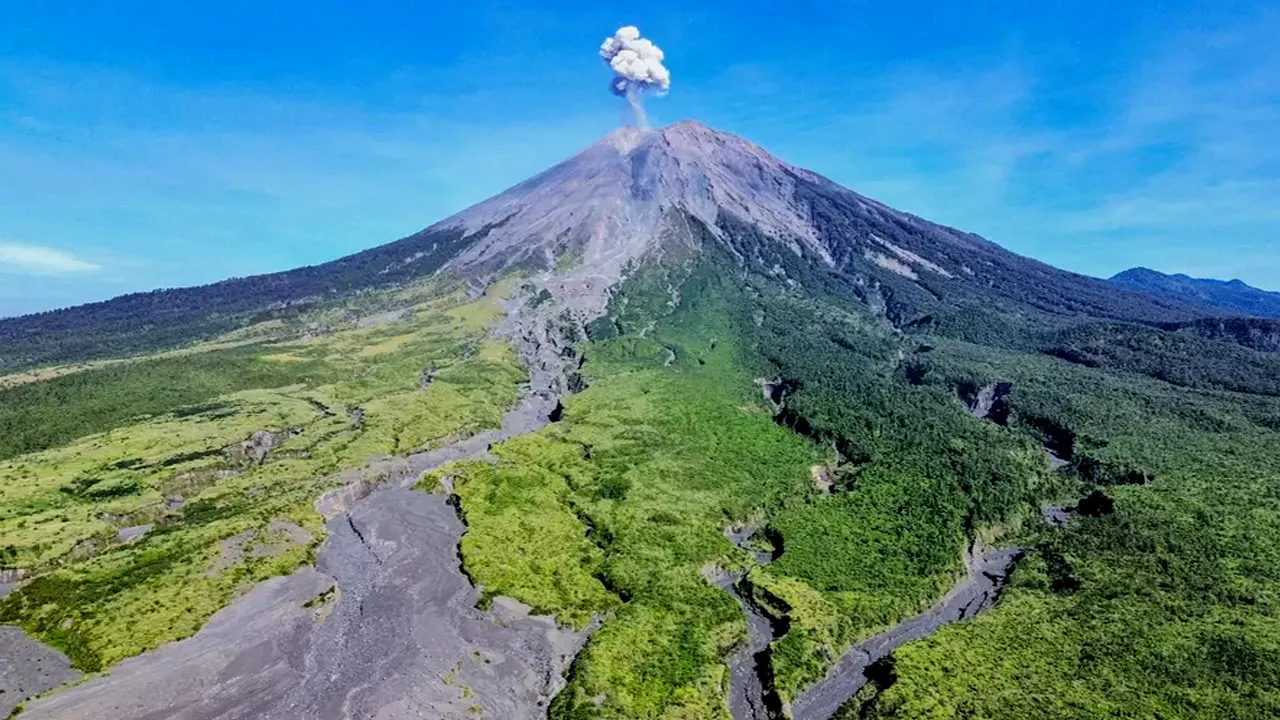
[0,286,524,671]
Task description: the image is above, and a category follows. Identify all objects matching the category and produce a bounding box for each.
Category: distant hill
[1111,267,1280,319]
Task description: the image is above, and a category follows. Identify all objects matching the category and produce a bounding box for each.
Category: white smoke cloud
[600,26,670,129]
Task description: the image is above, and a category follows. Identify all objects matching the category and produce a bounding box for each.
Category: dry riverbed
[17,394,580,720]
[789,544,1023,720]
[5,282,590,719]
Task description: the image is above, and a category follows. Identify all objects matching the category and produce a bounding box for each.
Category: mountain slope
[1,122,1214,373]
[417,121,1220,328]
[1111,266,1280,318]
[0,222,494,371]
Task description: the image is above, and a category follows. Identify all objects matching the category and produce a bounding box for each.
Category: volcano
[435,121,1206,325]
[0,121,1213,371]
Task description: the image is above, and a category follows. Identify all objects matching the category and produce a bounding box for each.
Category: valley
[17,396,583,720]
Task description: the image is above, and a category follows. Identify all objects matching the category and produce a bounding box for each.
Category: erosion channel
[716,526,786,720]
[789,544,1023,720]
[715,522,1022,720]
[17,289,587,720]
[18,394,575,720]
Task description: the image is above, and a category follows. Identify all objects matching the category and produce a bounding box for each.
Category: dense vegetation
[424,242,1080,717]
[426,292,822,718]
[721,276,1061,699]
[451,217,1280,718]
[1045,321,1280,395]
[1161,316,1280,353]
[848,340,1280,719]
[0,346,341,461]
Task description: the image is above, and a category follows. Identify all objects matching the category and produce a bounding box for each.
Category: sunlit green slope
[0,283,523,670]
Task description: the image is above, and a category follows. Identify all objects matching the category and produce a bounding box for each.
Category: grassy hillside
[420,232,1280,719]
[0,284,524,671]
[0,222,504,373]
[419,254,1074,718]
[424,291,822,718]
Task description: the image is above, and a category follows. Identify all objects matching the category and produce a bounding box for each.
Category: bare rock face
[0,567,26,593]
[428,122,839,323]
[225,429,299,467]
[424,120,1207,335]
[428,120,1020,332]
[117,525,153,544]
[356,309,407,328]
[965,382,1013,425]
[314,457,411,519]
[315,480,375,520]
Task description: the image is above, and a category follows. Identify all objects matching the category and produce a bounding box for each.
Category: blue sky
[1,1,1277,316]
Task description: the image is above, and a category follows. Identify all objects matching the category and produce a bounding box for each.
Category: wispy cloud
[0,242,100,275]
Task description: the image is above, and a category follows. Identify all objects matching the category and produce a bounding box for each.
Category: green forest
[841,338,1280,719]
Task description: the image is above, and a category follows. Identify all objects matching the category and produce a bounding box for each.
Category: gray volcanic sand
[14,274,585,720]
[21,489,582,720]
[716,527,780,720]
[21,390,582,720]
[0,625,81,717]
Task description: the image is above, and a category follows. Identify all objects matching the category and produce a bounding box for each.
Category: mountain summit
[437,122,832,289]
[0,121,1213,371]
[433,120,1205,325]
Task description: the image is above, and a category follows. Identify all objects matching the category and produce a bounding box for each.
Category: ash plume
[599,26,670,129]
